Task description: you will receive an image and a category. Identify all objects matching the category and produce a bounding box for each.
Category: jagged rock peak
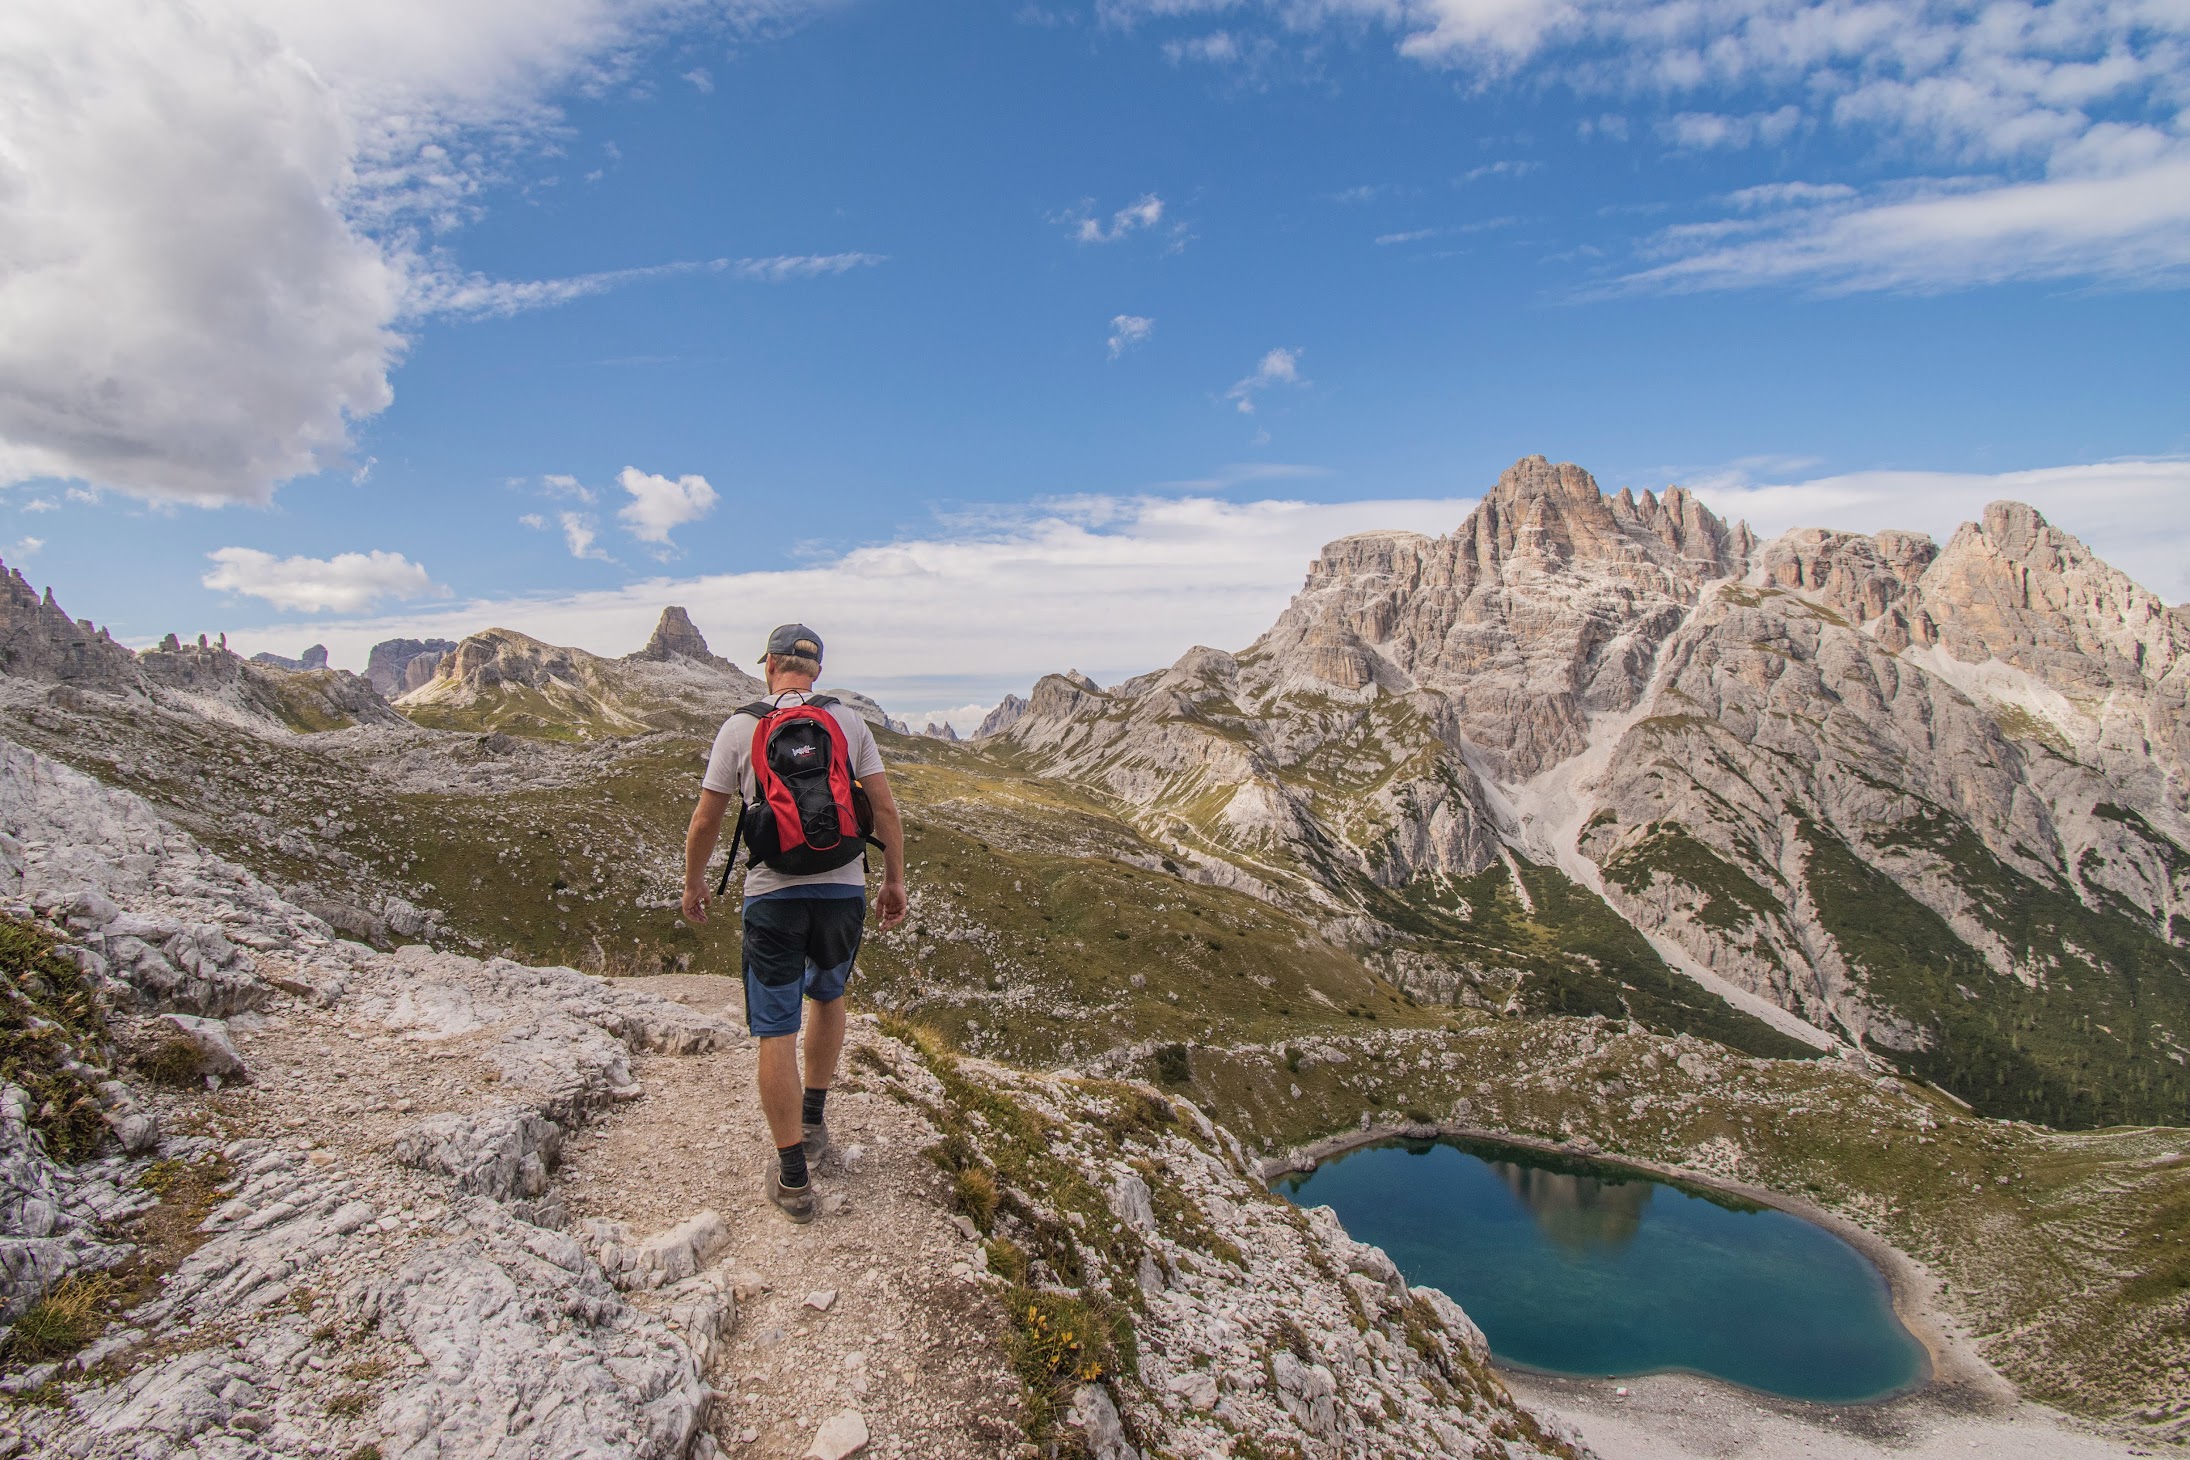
[1464,454,1756,580]
[636,606,713,663]
[974,693,1030,738]
[0,562,136,686]
[920,721,960,742]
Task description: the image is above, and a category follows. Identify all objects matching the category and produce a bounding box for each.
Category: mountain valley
[0,458,2184,1454]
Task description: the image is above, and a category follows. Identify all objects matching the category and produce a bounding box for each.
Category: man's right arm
[682,788,734,925]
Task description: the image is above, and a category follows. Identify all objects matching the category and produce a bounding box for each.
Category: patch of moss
[0,915,110,1161]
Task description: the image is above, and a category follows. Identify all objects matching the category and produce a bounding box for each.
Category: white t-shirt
[702,691,886,898]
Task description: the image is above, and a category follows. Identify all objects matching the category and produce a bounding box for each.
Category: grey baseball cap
[758,623,823,663]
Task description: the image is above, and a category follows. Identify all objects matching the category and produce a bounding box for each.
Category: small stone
[805,1289,837,1312]
[739,1426,759,1445]
[947,1215,978,1241]
[803,1410,868,1460]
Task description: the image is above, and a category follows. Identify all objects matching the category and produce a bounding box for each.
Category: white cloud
[1618,155,2190,293]
[1100,0,2190,293]
[682,66,714,92]
[559,511,611,562]
[1225,347,1307,414]
[519,512,548,530]
[1659,107,1803,151]
[209,456,2190,710]
[728,253,886,283]
[1375,228,1437,245]
[1684,458,2190,601]
[1067,194,1166,244]
[1107,314,1156,358]
[616,466,718,547]
[0,0,829,506]
[539,473,594,503]
[201,546,445,613]
[20,499,56,514]
[215,490,1482,709]
[10,538,43,558]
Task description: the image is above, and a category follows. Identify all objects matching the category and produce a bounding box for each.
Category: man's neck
[767,677,817,697]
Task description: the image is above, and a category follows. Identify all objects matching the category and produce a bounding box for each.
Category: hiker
[681,623,908,1222]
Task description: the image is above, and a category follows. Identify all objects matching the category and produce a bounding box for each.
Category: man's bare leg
[757,1033,804,1153]
[802,995,846,1097]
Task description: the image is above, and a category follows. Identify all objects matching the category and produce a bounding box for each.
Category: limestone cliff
[1002,457,2190,1126]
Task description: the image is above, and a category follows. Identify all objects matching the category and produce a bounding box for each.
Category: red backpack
[716,695,880,891]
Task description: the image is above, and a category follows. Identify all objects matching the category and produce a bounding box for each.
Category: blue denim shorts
[741,889,865,1037]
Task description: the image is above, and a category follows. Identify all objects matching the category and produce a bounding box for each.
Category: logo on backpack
[716,695,881,889]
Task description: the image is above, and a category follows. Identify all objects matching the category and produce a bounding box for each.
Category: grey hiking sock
[777,1141,808,1190]
[802,1087,828,1125]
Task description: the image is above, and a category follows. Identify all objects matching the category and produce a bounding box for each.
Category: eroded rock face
[1001,457,1757,895]
[0,565,138,689]
[973,693,1029,738]
[365,638,457,697]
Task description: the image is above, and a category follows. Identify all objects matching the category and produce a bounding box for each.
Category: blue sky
[5,1,2188,725]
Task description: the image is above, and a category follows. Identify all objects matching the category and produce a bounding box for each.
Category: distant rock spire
[637,606,714,663]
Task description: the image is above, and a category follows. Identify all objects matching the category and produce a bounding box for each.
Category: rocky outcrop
[364,638,456,697]
[629,606,717,665]
[0,564,139,689]
[250,645,330,673]
[973,694,1029,738]
[920,721,960,742]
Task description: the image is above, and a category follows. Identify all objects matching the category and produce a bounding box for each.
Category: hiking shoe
[766,1164,816,1224]
[801,1119,831,1167]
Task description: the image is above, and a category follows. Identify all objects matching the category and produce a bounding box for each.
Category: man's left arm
[682,788,734,924]
[863,773,909,930]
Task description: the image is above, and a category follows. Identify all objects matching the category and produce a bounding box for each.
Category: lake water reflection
[1277,1137,1927,1403]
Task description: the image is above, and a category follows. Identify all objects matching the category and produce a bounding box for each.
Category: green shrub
[1152,1044,1191,1085]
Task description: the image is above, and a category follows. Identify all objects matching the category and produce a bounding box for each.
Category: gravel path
[566,976,1022,1458]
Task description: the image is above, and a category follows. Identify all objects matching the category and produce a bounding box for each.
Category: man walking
[682,624,908,1222]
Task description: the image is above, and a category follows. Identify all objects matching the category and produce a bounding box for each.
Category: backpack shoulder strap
[713,795,747,898]
[802,694,839,710]
[735,700,777,720]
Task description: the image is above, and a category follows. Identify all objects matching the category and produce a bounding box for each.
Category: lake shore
[1502,1367,2146,1460]
[1259,1121,2010,1411]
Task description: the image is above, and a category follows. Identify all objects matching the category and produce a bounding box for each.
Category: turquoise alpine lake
[1276,1137,1928,1403]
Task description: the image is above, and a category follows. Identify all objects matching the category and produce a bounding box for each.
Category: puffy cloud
[10,538,43,559]
[0,0,832,506]
[1107,314,1155,358]
[1225,347,1306,414]
[1067,194,1166,244]
[201,546,445,613]
[616,466,718,547]
[518,512,548,530]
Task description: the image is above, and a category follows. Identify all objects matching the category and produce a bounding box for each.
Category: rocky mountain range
[991,457,2190,1128]
[0,468,2185,1451]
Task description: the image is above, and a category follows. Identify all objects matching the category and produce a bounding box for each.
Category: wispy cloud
[409,252,885,319]
[1224,347,1306,414]
[559,512,613,563]
[1065,194,1166,244]
[1107,314,1155,358]
[1100,0,2190,295]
